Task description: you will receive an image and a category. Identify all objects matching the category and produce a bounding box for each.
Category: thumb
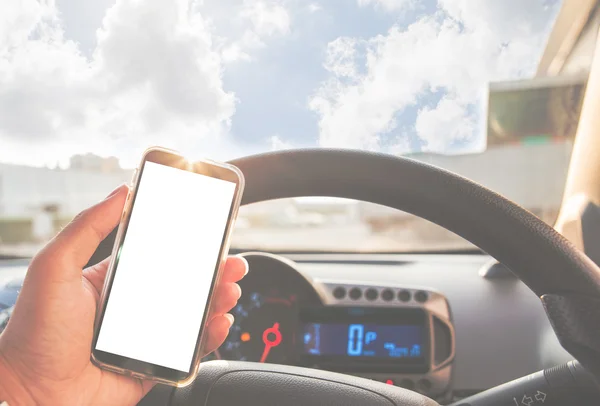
[31,184,129,281]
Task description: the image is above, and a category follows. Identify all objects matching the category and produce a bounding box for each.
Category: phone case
[90,146,245,387]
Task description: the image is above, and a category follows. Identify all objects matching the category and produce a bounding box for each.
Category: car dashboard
[0,252,573,403]
[206,252,572,402]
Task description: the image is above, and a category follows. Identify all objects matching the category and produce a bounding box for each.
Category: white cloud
[388,132,412,155]
[0,0,237,166]
[219,30,265,63]
[357,0,417,12]
[241,0,291,38]
[93,0,235,132]
[323,37,360,80]
[200,0,292,64]
[311,0,559,153]
[415,96,475,151]
[0,1,95,152]
[269,134,294,150]
[0,0,298,167]
[308,3,322,13]
[0,0,559,166]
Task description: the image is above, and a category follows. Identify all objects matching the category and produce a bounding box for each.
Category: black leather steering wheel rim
[129,148,600,405]
[226,149,600,382]
[232,148,600,298]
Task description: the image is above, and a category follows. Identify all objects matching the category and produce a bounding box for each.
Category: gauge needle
[260,322,282,363]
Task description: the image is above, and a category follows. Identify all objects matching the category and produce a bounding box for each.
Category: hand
[0,184,247,405]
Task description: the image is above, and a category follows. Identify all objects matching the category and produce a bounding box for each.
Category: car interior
[6,142,600,405]
[3,1,600,405]
[111,145,598,406]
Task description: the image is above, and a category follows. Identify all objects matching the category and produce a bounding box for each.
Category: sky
[0,0,561,168]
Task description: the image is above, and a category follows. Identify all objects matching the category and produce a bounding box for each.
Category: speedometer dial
[220,292,297,363]
[213,253,322,365]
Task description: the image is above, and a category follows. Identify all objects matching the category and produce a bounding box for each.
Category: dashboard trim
[311,278,455,397]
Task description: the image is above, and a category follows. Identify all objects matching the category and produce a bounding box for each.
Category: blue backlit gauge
[300,321,424,359]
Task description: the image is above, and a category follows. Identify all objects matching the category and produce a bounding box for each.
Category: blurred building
[0,156,131,218]
[69,153,121,173]
[0,156,132,244]
[358,141,573,231]
[360,0,600,232]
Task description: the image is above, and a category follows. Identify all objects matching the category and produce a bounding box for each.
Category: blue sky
[0,0,560,167]
[224,1,437,151]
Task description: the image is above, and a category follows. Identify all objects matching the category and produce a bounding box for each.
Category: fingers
[220,256,248,283]
[211,282,241,315]
[83,257,111,296]
[203,314,234,355]
[32,184,129,281]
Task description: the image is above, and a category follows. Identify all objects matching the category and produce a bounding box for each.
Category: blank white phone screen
[95,161,236,372]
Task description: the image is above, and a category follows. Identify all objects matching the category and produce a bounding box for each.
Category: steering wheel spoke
[170,361,439,406]
[542,294,600,379]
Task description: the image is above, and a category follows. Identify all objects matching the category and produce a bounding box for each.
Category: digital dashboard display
[302,323,423,359]
[298,307,429,370]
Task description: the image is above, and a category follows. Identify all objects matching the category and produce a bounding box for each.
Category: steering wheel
[137,149,600,405]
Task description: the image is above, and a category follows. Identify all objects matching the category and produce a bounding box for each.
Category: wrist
[0,350,35,405]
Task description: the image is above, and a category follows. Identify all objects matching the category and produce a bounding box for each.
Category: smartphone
[91,147,244,387]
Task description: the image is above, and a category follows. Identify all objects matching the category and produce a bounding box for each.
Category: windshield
[1,1,570,255]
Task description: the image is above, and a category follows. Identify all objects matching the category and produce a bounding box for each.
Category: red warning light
[385,379,394,385]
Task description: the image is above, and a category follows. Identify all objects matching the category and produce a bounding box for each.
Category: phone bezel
[90,147,244,386]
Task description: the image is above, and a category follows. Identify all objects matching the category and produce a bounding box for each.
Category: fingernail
[105,184,127,199]
[224,313,234,326]
[236,255,249,276]
[234,283,242,299]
